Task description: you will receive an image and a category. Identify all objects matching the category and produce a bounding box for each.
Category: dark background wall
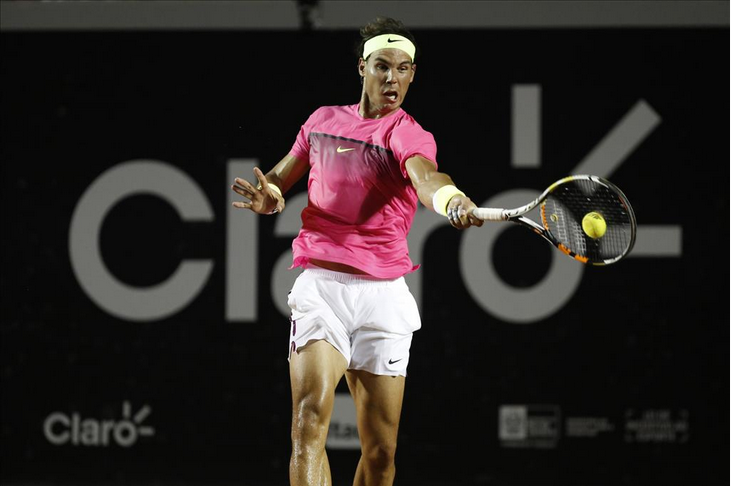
[1,2,728,485]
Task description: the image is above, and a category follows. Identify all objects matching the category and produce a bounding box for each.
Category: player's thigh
[345,369,406,444]
[290,340,349,423]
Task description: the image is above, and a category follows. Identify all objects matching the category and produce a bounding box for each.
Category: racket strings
[542,179,634,263]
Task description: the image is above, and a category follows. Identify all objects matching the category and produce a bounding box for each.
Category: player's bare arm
[231,154,309,214]
[405,155,483,229]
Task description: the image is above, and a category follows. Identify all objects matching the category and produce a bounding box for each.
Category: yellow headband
[363,34,416,61]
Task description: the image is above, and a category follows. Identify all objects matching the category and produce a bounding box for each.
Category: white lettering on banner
[227,159,259,321]
[461,189,583,323]
[68,92,681,323]
[271,190,307,317]
[565,416,616,437]
[624,409,690,444]
[69,160,214,322]
[43,401,154,447]
[512,85,541,168]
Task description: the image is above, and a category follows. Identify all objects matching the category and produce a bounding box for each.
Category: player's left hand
[231,167,285,215]
[447,195,483,229]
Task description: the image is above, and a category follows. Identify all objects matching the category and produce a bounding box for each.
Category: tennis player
[231,16,482,486]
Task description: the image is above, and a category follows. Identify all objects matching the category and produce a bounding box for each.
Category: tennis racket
[471,175,636,265]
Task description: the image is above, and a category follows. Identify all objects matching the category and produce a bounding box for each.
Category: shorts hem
[347,366,408,378]
[288,337,350,365]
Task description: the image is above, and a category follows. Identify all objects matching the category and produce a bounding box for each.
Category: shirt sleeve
[389,119,438,178]
[288,109,321,163]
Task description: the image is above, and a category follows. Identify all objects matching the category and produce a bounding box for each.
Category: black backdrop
[1,26,728,486]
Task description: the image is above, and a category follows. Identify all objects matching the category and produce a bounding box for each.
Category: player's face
[359,48,416,117]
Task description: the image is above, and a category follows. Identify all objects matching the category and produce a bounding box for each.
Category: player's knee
[291,396,331,444]
[362,442,397,471]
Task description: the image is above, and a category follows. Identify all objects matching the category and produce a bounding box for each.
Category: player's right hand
[447,195,483,229]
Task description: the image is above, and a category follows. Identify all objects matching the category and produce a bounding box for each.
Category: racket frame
[471,175,637,265]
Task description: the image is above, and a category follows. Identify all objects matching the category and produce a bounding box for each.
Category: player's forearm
[404,155,470,215]
[264,154,309,194]
[415,173,456,211]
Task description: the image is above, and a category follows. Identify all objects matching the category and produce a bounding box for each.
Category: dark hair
[356,16,418,60]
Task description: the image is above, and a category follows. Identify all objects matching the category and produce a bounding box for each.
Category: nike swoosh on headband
[363,34,416,60]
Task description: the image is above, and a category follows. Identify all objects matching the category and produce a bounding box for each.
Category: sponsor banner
[2,26,726,486]
[499,407,693,447]
[43,401,154,448]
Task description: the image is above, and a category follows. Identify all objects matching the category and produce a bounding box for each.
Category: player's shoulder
[309,104,356,119]
[394,109,432,135]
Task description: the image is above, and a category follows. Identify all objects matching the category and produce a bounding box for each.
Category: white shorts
[286,267,421,377]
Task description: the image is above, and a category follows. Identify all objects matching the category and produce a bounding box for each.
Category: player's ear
[409,63,416,83]
[358,58,366,78]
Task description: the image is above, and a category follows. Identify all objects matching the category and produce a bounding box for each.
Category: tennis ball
[582,212,607,239]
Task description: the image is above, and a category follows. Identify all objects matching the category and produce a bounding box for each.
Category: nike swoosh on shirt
[336,146,355,153]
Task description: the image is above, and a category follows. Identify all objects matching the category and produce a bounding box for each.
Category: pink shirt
[288,104,438,278]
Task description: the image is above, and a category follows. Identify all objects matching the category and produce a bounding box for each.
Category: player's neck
[358,94,400,119]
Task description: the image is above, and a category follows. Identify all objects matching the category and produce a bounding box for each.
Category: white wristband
[267,184,282,197]
[257,182,283,197]
[432,185,466,217]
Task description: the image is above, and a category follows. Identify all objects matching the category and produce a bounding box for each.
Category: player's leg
[346,369,406,486]
[344,275,418,486]
[289,340,349,486]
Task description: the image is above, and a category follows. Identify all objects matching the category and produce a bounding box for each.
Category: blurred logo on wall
[43,401,154,447]
[565,416,616,438]
[624,409,689,444]
[499,404,561,449]
[326,393,360,450]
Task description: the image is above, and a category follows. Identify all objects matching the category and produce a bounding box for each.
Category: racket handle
[472,207,507,221]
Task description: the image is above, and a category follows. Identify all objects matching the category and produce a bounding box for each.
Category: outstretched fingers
[230,167,284,214]
[253,167,270,190]
[254,167,285,213]
[231,179,254,199]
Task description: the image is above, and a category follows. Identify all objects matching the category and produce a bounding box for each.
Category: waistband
[302,266,403,287]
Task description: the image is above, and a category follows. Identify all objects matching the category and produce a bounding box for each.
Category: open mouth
[384,91,398,102]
